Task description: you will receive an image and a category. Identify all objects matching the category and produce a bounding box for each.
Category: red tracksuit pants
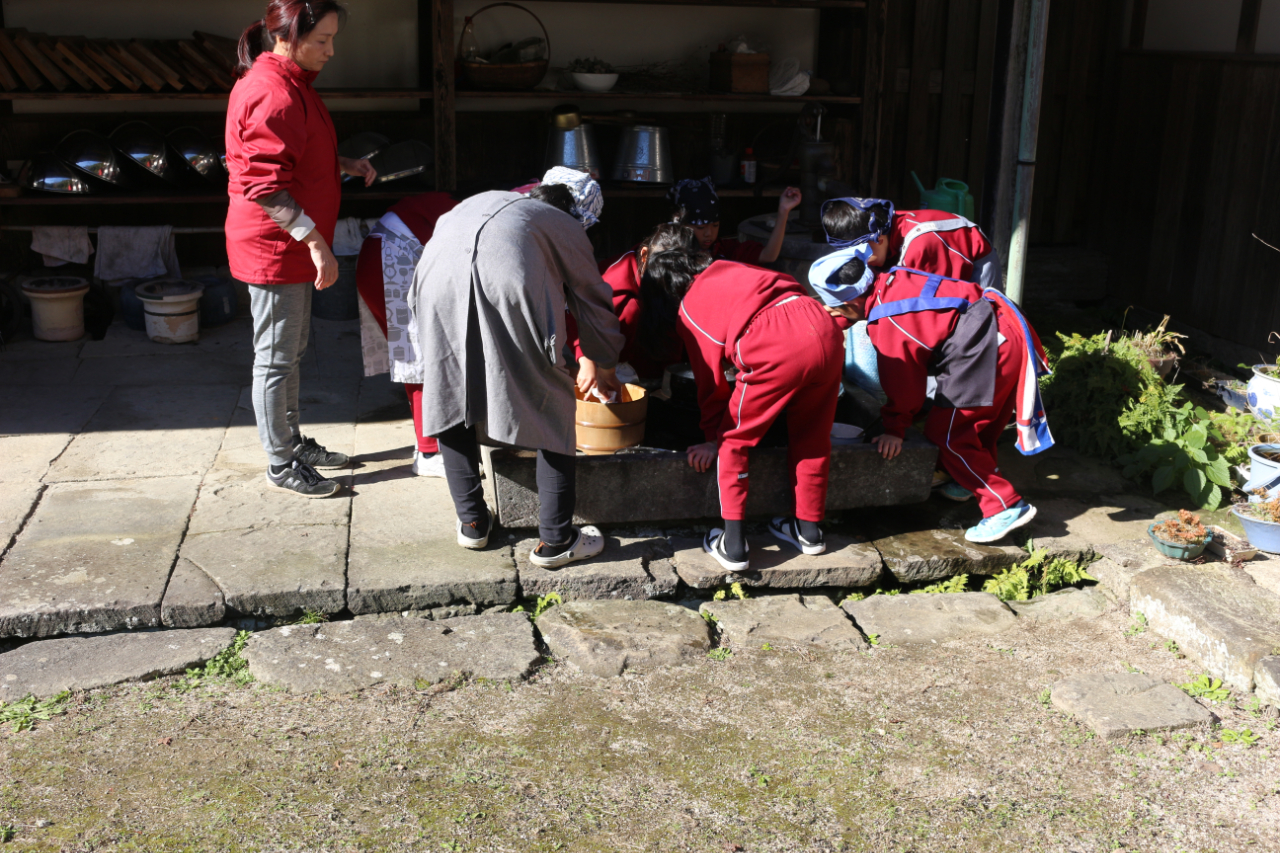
[717,298,844,522]
[923,314,1023,518]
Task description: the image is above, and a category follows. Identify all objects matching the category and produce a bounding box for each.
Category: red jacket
[709,237,763,264]
[886,209,994,281]
[569,251,683,380]
[225,53,340,285]
[676,261,810,441]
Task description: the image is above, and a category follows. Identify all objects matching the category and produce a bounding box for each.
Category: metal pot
[54,130,128,187]
[545,123,601,178]
[611,125,672,183]
[111,121,183,185]
[167,127,226,184]
[18,153,97,194]
[369,140,434,184]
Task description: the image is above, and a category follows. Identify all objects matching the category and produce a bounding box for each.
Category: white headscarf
[540,167,603,229]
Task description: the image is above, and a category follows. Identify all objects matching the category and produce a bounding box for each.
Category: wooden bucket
[575,383,648,455]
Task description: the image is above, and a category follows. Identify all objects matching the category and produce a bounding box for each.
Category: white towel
[30,226,94,266]
[93,225,181,283]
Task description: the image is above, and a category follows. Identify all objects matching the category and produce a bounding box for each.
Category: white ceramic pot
[21,276,89,341]
[136,279,204,344]
[572,72,618,93]
[1247,365,1280,421]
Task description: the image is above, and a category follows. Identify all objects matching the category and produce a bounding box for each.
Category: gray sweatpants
[248,282,312,467]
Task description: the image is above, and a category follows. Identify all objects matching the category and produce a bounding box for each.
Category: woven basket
[459,3,550,91]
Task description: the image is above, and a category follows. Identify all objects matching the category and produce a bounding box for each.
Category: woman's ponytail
[235,20,267,77]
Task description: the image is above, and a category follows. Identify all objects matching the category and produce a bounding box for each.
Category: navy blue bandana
[821,197,896,249]
[668,177,719,226]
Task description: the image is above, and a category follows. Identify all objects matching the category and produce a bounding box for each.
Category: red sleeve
[720,238,763,264]
[355,235,388,335]
[615,292,641,363]
[677,309,733,443]
[237,86,307,202]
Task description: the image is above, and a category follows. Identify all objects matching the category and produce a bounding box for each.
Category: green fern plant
[915,574,969,594]
[982,549,1094,602]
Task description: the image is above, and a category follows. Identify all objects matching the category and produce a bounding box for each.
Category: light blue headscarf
[808,243,876,307]
[541,167,603,229]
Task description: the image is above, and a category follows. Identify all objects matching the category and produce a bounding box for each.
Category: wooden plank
[433,0,457,191]
[36,37,91,91]
[13,31,70,91]
[0,44,18,91]
[81,39,141,91]
[1183,62,1230,332]
[178,40,234,90]
[0,29,44,90]
[193,31,238,74]
[1129,0,1148,49]
[418,0,433,113]
[936,0,980,185]
[1190,60,1245,330]
[878,0,917,201]
[150,40,210,91]
[903,0,947,204]
[128,41,185,90]
[1238,0,1262,54]
[965,0,999,220]
[1049,0,1102,243]
[55,39,113,92]
[1251,70,1280,350]
[104,40,164,91]
[860,0,888,192]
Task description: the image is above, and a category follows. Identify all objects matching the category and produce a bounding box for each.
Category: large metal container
[611,125,672,183]
[54,130,128,187]
[545,124,602,179]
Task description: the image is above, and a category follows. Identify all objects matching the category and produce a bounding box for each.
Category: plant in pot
[1127,314,1186,381]
[1148,509,1209,560]
[1232,491,1280,554]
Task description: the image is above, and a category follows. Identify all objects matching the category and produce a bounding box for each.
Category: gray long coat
[411,191,624,456]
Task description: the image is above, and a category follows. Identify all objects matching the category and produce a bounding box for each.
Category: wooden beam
[1238,0,1262,54]
[432,0,457,191]
[418,0,433,114]
[859,0,886,193]
[1128,0,1148,50]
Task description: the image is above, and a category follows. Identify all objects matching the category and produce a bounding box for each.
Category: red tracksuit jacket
[887,209,994,280]
[568,251,683,380]
[676,262,809,441]
[225,53,340,285]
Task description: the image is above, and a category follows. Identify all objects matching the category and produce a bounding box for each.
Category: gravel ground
[2,608,1279,853]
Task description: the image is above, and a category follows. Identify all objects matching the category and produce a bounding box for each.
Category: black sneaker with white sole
[266,459,340,498]
[703,528,750,573]
[293,435,349,469]
[768,516,827,555]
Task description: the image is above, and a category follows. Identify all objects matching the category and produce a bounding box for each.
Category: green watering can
[911,171,975,220]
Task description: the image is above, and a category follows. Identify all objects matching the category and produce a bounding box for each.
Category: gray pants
[248,282,312,467]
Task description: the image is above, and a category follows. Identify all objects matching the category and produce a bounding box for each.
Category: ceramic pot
[1147,522,1208,561]
[1231,505,1280,554]
[1247,365,1280,421]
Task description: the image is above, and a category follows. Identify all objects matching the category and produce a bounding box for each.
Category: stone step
[1050,672,1213,740]
[244,612,538,692]
[841,591,1017,645]
[671,533,882,590]
[515,536,678,601]
[0,627,235,699]
[700,593,867,651]
[536,600,712,677]
[1130,564,1280,694]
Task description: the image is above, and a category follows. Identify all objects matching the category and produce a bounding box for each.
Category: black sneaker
[266,459,340,498]
[293,435,349,469]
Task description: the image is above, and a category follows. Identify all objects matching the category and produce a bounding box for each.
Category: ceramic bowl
[572,72,618,93]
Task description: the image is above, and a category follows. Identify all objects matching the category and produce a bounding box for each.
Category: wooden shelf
[0,88,433,101]
[0,189,430,206]
[458,89,860,104]
[529,0,865,7]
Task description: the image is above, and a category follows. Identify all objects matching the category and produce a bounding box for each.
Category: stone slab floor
[1,316,1176,639]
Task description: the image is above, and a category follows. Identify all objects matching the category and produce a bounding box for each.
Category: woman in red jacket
[226,0,377,498]
[647,251,844,571]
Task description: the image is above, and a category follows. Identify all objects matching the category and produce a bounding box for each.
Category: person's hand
[303,229,339,290]
[339,156,378,187]
[594,366,622,399]
[576,357,598,394]
[873,433,903,460]
[778,186,802,216]
[824,302,864,322]
[687,441,717,473]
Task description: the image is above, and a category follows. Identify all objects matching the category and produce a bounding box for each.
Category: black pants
[435,423,576,546]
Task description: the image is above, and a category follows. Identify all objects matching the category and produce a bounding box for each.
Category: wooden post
[859,0,887,194]
[1004,0,1051,305]
[432,0,457,191]
[1238,0,1262,54]
[418,0,432,113]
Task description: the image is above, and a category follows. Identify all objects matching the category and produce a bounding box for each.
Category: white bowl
[572,72,618,93]
[831,423,864,445]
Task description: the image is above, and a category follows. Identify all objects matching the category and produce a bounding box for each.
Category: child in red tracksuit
[812,199,1053,544]
[652,252,843,570]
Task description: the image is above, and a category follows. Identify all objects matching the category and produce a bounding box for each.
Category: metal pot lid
[338,132,390,161]
[21,276,90,293]
[135,279,204,301]
[110,121,182,185]
[54,130,128,186]
[18,153,97,195]
[167,126,226,182]
[370,140,434,184]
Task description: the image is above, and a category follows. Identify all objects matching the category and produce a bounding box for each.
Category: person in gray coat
[411,170,624,568]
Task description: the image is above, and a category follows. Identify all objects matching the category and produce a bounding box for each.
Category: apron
[357,212,426,382]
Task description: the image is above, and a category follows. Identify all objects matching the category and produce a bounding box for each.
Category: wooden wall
[1105,52,1280,352]
[873,0,1001,215]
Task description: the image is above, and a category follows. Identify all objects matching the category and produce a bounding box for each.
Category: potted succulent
[1148,509,1209,560]
[1232,492,1280,554]
[568,57,618,92]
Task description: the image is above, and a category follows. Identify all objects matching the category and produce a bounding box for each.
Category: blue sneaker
[937,482,974,502]
[965,502,1037,544]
